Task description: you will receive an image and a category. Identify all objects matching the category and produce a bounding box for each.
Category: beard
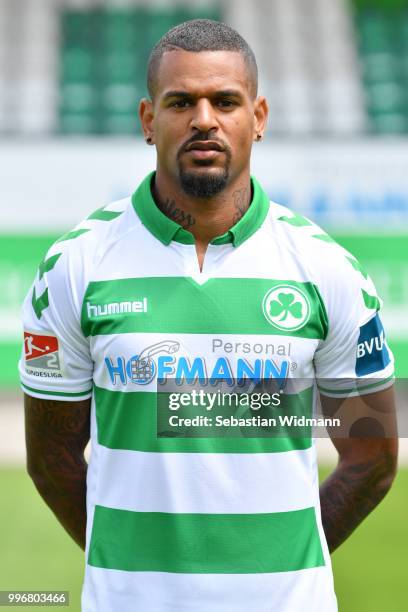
[178,165,229,198]
[177,134,232,198]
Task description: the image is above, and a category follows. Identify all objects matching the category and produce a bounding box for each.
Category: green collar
[131,171,270,247]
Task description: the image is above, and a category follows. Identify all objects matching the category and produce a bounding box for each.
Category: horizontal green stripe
[21,382,92,398]
[82,277,328,339]
[317,374,394,395]
[95,385,312,453]
[88,505,325,573]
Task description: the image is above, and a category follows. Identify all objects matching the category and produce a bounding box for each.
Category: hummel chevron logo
[56,228,90,243]
[32,286,49,319]
[87,206,123,221]
[346,256,368,280]
[362,289,381,311]
[278,213,312,227]
[38,253,62,280]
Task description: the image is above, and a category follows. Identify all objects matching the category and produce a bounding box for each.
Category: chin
[178,166,230,198]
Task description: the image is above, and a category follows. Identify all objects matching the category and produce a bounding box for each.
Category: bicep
[319,386,398,467]
[24,393,91,474]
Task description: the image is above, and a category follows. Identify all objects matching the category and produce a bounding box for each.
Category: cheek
[230,115,254,146]
[234,126,254,153]
[156,119,184,150]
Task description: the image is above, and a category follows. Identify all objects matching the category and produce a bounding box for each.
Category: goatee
[179,168,229,198]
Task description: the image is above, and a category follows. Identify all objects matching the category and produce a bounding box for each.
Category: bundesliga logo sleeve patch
[24,331,63,379]
[355,314,391,376]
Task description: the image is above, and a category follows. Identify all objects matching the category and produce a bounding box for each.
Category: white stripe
[90,216,314,283]
[82,565,337,612]
[20,384,92,402]
[92,332,316,392]
[91,444,319,514]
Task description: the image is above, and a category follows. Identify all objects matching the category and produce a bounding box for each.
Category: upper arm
[311,243,398,473]
[19,235,94,477]
[19,237,93,402]
[24,393,91,475]
[313,242,394,396]
[319,386,398,478]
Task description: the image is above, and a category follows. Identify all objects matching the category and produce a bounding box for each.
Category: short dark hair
[147,19,258,99]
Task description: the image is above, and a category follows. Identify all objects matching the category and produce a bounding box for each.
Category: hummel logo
[86,299,148,318]
[32,287,49,319]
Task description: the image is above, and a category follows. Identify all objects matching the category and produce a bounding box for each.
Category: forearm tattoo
[24,395,91,550]
[320,453,396,553]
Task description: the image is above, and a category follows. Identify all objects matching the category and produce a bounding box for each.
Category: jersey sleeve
[313,252,394,398]
[18,240,93,401]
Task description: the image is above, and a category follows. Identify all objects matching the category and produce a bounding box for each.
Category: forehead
[155,49,251,97]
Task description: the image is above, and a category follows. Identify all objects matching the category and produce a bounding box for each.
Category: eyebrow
[162,89,244,101]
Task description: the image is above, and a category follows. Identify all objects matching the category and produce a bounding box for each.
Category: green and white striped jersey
[19,172,394,612]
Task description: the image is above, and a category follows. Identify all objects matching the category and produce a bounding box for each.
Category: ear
[253,96,269,141]
[139,98,155,143]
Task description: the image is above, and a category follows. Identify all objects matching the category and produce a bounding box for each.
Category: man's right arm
[24,394,91,551]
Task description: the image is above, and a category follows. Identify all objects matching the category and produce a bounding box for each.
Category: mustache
[177,132,231,158]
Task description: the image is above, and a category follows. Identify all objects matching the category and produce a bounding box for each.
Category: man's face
[143,50,265,198]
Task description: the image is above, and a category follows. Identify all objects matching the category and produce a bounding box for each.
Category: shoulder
[263,201,381,317]
[266,201,370,285]
[266,202,344,257]
[53,196,134,257]
[41,196,137,282]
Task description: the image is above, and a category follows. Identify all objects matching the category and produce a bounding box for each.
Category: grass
[0,469,84,610]
[324,467,408,611]
[0,466,406,611]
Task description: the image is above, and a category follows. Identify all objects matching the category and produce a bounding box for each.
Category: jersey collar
[131,171,270,247]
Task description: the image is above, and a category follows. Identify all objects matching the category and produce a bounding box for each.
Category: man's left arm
[319,386,398,553]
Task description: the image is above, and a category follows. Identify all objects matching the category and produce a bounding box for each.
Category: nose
[190,99,218,134]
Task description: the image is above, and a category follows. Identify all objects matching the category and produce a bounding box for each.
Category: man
[20,19,397,612]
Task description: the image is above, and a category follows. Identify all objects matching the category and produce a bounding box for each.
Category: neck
[152,170,252,248]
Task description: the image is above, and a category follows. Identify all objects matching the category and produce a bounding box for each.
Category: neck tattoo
[232,187,250,224]
[159,198,196,230]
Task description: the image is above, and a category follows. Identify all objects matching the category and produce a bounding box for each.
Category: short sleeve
[314,255,394,398]
[18,242,93,401]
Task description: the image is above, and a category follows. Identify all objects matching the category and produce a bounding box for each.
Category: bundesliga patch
[24,331,63,378]
[355,314,391,376]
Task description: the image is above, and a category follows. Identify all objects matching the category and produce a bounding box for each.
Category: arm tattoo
[320,452,396,553]
[232,187,250,224]
[25,395,91,550]
[159,198,196,230]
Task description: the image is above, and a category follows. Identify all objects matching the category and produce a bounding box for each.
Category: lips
[185,141,224,152]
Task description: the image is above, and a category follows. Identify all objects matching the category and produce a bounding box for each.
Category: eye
[217,99,236,108]
[171,100,191,108]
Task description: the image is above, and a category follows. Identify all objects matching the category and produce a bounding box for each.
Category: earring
[256,133,262,141]
[146,136,152,144]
